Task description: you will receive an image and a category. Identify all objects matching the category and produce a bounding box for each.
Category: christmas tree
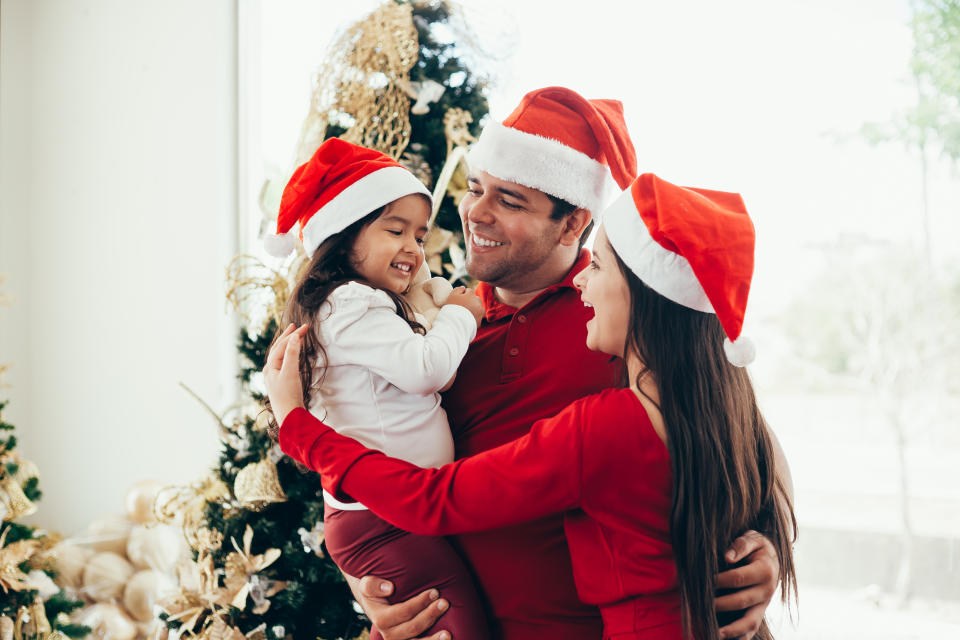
[157,2,490,639]
[0,276,89,640]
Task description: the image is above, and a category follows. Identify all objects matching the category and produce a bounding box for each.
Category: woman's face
[350,194,429,294]
[572,225,632,357]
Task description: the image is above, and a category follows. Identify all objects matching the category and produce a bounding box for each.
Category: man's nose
[465,194,495,225]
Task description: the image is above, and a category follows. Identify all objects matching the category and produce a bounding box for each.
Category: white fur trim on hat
[601,187,715,314]
[300,166,431,256]
[466,122,616,212]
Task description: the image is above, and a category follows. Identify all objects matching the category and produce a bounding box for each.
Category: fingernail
[436,599,448,612]
[726,550,736,561]
[379,582,391,594]
[436,633,450,640]
[428,589,439,600]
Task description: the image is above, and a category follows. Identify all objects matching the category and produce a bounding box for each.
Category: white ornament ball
[123,570,175,622]
[86,514,133,555]
[82,552,135,602]
[46,542,94,588]
[126,524,186,573]
[124,480,163,524]
[74,603,138,640]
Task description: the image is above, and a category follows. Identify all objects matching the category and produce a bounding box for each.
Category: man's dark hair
[546,194,594,250]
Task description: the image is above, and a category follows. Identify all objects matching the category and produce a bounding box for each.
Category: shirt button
[509,347,519,357]
[516,314,527,323]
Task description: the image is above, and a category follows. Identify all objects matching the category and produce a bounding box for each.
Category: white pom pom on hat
[723,335,756,368]
[264,231,297,258]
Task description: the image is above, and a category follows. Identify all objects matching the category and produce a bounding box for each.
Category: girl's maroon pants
[324,504,489,640]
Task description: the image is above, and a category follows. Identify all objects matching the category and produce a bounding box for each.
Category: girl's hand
[264,323,309,426]
[444,286,483,327]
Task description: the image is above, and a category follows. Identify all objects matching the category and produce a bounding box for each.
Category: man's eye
[500,199,522,210]
[467,188,482,196]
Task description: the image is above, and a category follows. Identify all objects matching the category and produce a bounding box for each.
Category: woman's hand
[264,323,309,426]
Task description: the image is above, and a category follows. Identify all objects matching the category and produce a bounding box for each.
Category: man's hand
[716,530,779,640]
[344,573,450,640]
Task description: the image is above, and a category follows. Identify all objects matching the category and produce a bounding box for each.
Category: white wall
[0,0,238,534]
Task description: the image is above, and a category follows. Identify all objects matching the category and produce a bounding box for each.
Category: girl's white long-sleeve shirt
[309,281,477,510]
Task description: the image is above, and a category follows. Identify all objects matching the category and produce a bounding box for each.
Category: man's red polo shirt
[442,249,622,639]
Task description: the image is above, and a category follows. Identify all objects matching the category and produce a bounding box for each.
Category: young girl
[265,137,489,639]
[266,173,798,640]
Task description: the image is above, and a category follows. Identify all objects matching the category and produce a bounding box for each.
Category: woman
[266,173,797,639]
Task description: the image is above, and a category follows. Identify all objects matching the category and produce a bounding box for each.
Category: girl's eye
[590,260,599,270]
[416,237,425,245]
[387,230,402,236]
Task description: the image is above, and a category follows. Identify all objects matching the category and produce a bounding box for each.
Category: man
[345,87,785,640]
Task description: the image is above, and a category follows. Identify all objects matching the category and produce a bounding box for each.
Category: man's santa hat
[265,138,431,258]
[602,173,757,367]
[467,86,637,211]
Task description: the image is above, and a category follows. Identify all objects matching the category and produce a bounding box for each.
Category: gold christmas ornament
[73,603,137,640]
[0,528,40,593]
[125,480,163,525]
[443,107,477,156]
[155,477,230,552]
[14,600,50,640]
[0,476,37,522]
[222,526,284,615]
[294,1,419,164]
[0,616,12,640]
[83,514,132,555]
[81,551,135,602]
[126,524,186,573]
[43,542,93,589]
[123,570,176,623]
[233,458,287,511]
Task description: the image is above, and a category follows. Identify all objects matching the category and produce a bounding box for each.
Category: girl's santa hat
[266,138,431,258]
[467,86,637,211]
[602,173,758,367]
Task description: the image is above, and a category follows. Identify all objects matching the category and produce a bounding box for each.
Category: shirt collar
[477,249,592,322]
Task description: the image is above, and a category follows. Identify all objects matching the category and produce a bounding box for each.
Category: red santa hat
[265,138,432,258]
[601,173,757,367]
[467,86,637,211]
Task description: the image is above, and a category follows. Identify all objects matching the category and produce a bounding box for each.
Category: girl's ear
[559,209,592,247]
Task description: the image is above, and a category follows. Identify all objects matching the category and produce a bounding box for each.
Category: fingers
[367,589,448,640]
[724,529,765,564]
[714,583,771,612]
[281,332,302,374]
[357,575,394,599]
[266,324,308,372]
[718,602,765,639]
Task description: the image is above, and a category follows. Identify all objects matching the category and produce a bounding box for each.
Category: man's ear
[559,209,592,247]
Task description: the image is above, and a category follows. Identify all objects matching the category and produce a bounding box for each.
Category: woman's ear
[559,209,592,247]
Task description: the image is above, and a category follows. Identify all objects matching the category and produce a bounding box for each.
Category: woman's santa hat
[265,138,431,258]
[467,86,637,211]
[602,173,757,367]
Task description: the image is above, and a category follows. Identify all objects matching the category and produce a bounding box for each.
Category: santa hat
[601,173,757,367]
[265,138,431,258]
[467,86,637,211]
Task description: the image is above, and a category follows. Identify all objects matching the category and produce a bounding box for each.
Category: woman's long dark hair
[267,207,424,431]
[613,252,797,640]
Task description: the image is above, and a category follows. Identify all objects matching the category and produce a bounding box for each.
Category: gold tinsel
[225,255,293,329]
[442,107,477,157]
[155,477,231,552]
[294,1,419,164]
[12,601,50,640]
[233,459,287,512]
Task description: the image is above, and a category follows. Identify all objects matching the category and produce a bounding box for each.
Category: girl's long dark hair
[267,207,424,431]
[613,252,797,640]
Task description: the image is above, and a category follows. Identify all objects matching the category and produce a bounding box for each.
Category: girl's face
[572,225,632,357]
[351,194,430,294]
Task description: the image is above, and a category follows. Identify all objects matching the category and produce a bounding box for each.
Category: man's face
[458,170,566,288]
